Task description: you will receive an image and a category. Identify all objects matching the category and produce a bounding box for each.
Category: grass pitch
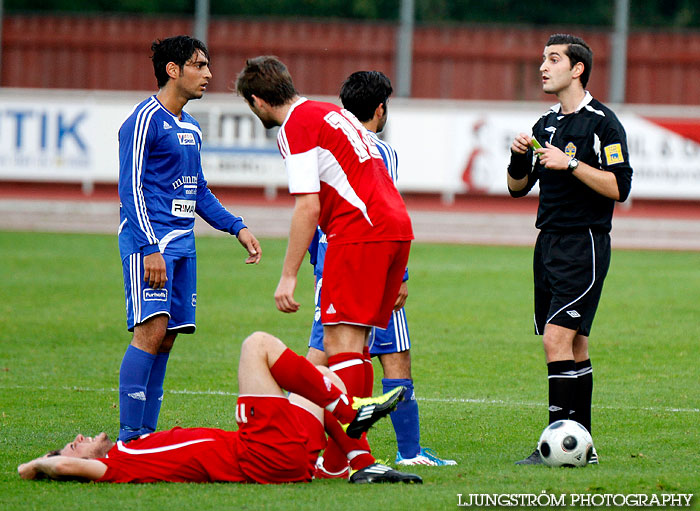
[0,231,698,510]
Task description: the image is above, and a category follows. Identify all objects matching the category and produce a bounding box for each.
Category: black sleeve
[598,116,633,202]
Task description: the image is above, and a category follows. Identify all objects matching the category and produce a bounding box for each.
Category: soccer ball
[538,420,593,467]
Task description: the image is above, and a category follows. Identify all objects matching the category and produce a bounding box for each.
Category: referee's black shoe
[515,448,543,465]
[588,447,599,465]
[349,463,423,484]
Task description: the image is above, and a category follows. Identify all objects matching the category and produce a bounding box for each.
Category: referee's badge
[604,143,624,165]
[565,142,577,158]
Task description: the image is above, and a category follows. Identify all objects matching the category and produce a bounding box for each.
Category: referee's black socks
[547,360,577,424]
[573,359,593,434]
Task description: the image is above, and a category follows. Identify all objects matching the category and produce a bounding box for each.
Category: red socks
[362,346,374,397]
[323,351,377,471]
[328,352,366,397]
[269,348,355,423]
[323,410,375,471]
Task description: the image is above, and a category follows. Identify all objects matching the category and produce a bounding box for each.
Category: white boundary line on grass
[2,384,698,414]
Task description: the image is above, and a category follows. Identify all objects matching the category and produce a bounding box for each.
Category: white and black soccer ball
[538,419,594,467]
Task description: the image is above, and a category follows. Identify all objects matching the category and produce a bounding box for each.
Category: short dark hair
[340,71,393,123]
[151,35,209,89]
[546,33,593,88]
[235,56,298,107]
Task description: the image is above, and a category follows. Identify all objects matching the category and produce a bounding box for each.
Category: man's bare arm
[275,193,321,313]
[19,456,107,481]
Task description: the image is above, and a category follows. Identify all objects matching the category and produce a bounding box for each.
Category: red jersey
[96,397,324,484]
[97,427,245,483]
[277,98,414,245]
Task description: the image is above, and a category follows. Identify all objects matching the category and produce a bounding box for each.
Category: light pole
[396,0,414,97]
[609,0,629,103]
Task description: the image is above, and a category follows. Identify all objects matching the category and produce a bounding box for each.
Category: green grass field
[1,231,698,510]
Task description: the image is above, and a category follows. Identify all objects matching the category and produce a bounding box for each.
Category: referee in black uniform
[507,34,633,465]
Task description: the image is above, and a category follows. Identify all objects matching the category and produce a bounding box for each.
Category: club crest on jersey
[565,142,577,158]
[144,289,168,302]
[604,143,624,165]
[177,132,196,145]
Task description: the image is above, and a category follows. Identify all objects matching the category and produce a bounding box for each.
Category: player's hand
[18,459,39,480]
[143,252,167,289]
[536,142,569,170]
[510,133,532,155]
[394,281,408,311]
[237,228,262,264]
[274,275,300,313]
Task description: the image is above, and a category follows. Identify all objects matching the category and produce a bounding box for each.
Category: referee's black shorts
[533,229,611,337]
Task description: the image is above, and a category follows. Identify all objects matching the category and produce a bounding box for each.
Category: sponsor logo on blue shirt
[177,133,196,145]
[144,289,168,302]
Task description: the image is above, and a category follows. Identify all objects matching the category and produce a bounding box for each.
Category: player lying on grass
[18,332,422,484]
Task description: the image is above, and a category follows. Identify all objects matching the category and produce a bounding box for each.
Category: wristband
[508,151,530,179]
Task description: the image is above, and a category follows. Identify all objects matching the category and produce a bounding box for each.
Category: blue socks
[383,378,420,459]
[141,352,170,435]
[119,345,156,442]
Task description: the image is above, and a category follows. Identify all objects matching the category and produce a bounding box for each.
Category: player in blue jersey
[117,35,261,442]
[308,71,456,473]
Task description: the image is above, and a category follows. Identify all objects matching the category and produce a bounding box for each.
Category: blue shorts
[122,252,197,333]
[308,275,411,355]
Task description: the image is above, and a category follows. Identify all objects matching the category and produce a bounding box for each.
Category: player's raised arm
[19,455,107,481]
[507,132,535,194]
[537,142,621,200]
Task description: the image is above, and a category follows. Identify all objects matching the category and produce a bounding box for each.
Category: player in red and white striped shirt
[236,56,415,483]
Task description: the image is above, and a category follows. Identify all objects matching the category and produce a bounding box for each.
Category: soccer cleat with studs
[515,448,543,465]
[348,463,422,484]
[396,447,457,466]
[342,386,406,439]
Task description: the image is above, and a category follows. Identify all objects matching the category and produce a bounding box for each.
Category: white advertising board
[386,100,700,200]
[0,90,125,182]
[1,89,699,200]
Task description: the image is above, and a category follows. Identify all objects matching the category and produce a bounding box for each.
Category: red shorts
[321,241,411,328]
[235,396,325,484]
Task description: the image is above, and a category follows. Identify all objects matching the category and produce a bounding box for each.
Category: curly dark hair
[151,35,209,88]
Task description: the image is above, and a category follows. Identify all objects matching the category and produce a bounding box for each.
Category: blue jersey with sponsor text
[118,96,246,260]
[309,130,405,279]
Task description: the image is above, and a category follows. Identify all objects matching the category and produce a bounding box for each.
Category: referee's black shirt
[508,92,633,233]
